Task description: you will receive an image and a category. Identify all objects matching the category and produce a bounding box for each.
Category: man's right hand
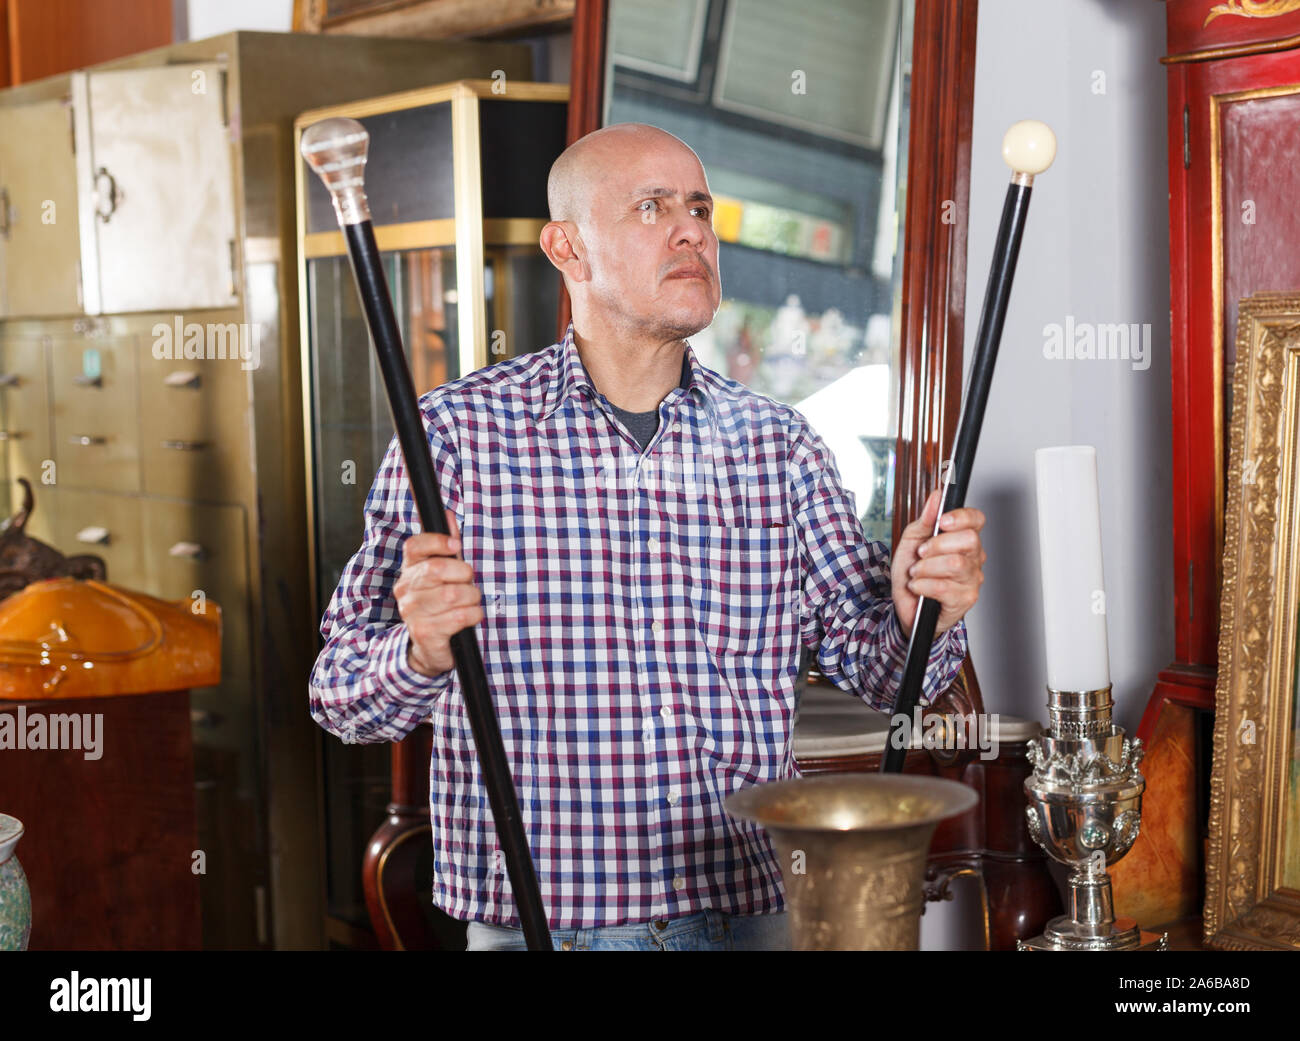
[393,508,484,677]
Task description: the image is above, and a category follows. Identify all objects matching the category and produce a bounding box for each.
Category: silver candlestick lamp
[1020,446,1167,951]
[1018,685,1166,950]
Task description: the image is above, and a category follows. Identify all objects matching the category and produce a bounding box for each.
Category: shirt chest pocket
[687,524,799,657]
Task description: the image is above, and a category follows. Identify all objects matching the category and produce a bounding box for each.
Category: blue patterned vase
[0,814,31,950]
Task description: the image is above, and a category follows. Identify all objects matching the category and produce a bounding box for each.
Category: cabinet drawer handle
[94,166,120,223]
[0,373,19,387]
[168,541,207,560]
[0,186,9,238]
[76,526,111,545]
[161,439,209,451]
[163,370,202,389]
[71,373,102,387]
[68,434,106,446]
[0,430,21,441]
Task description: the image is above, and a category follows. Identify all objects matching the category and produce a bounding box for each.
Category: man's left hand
[891,488,986,639]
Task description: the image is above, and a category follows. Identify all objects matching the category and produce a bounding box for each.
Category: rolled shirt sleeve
[788,416,968,713]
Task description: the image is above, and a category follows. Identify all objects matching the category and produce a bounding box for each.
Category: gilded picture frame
[1205,292,1300,949]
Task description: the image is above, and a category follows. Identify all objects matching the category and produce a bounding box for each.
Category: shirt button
[651,620,663,633]
[647,536,659,549]
[672,422,681,432]
[666,790,679,806]
[672,875,685,891]
[659,706,672,720]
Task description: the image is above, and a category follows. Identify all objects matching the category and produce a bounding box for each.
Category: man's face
[577,139,722,340]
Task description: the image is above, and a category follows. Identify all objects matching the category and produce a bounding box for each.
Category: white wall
[180,0,294,40]
[963,0,1171,734]
[921,0,1172,950]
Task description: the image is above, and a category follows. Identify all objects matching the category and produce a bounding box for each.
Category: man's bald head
[547,123,703,225]
[540,122,720,344]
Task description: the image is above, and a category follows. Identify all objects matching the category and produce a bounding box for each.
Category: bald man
[310,123,986,951]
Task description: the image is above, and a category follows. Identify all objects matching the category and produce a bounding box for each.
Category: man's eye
[638,199,657,212]
[692,206,711,220]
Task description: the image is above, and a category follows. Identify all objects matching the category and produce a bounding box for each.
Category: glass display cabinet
[294,79,569,945]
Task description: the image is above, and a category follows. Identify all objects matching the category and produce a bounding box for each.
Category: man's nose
[666,206,706,248]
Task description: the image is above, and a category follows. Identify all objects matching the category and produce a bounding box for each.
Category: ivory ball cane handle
[1002,119,1057,186]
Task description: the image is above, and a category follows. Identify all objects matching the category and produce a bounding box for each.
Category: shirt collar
[540,322,713,422]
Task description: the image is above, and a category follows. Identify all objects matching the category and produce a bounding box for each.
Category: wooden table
[0,579,220,949]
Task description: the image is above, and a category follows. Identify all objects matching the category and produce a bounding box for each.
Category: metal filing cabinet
[0,100,81,318]
[0,336,52,500]
[0,31,535,949]
[71,64,240,316]
[49,334,141,491]
[138,337,254,502]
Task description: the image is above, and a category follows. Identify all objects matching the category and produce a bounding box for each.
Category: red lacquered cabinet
[1149,1,1300,718]
[1116,1,1300,930]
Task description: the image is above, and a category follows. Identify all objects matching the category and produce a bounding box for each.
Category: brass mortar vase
[725,773,977,950]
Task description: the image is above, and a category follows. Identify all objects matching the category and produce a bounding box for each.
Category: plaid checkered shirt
[309,324,968,929]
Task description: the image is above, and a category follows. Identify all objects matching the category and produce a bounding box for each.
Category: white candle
[1034,445,1111,691]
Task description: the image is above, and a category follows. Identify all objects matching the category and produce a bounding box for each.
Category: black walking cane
[881,120,1057,774]
[301,118,552,950]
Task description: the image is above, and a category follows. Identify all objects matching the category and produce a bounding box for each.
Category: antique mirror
[570,0,980,689]
[604,0,909,544]
[574,0,977,553]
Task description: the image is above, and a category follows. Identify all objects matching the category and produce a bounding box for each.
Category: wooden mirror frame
[890,0,978,548]
[567,0,982,700]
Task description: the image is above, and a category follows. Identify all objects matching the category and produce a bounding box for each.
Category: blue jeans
[466,909,789,951]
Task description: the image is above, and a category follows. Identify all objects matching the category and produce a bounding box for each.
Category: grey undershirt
[606,352,691,453]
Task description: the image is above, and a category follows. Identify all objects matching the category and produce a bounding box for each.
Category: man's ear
[540,221,588,284]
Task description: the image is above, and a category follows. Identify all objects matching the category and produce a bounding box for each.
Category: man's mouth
[664,264,710,282]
